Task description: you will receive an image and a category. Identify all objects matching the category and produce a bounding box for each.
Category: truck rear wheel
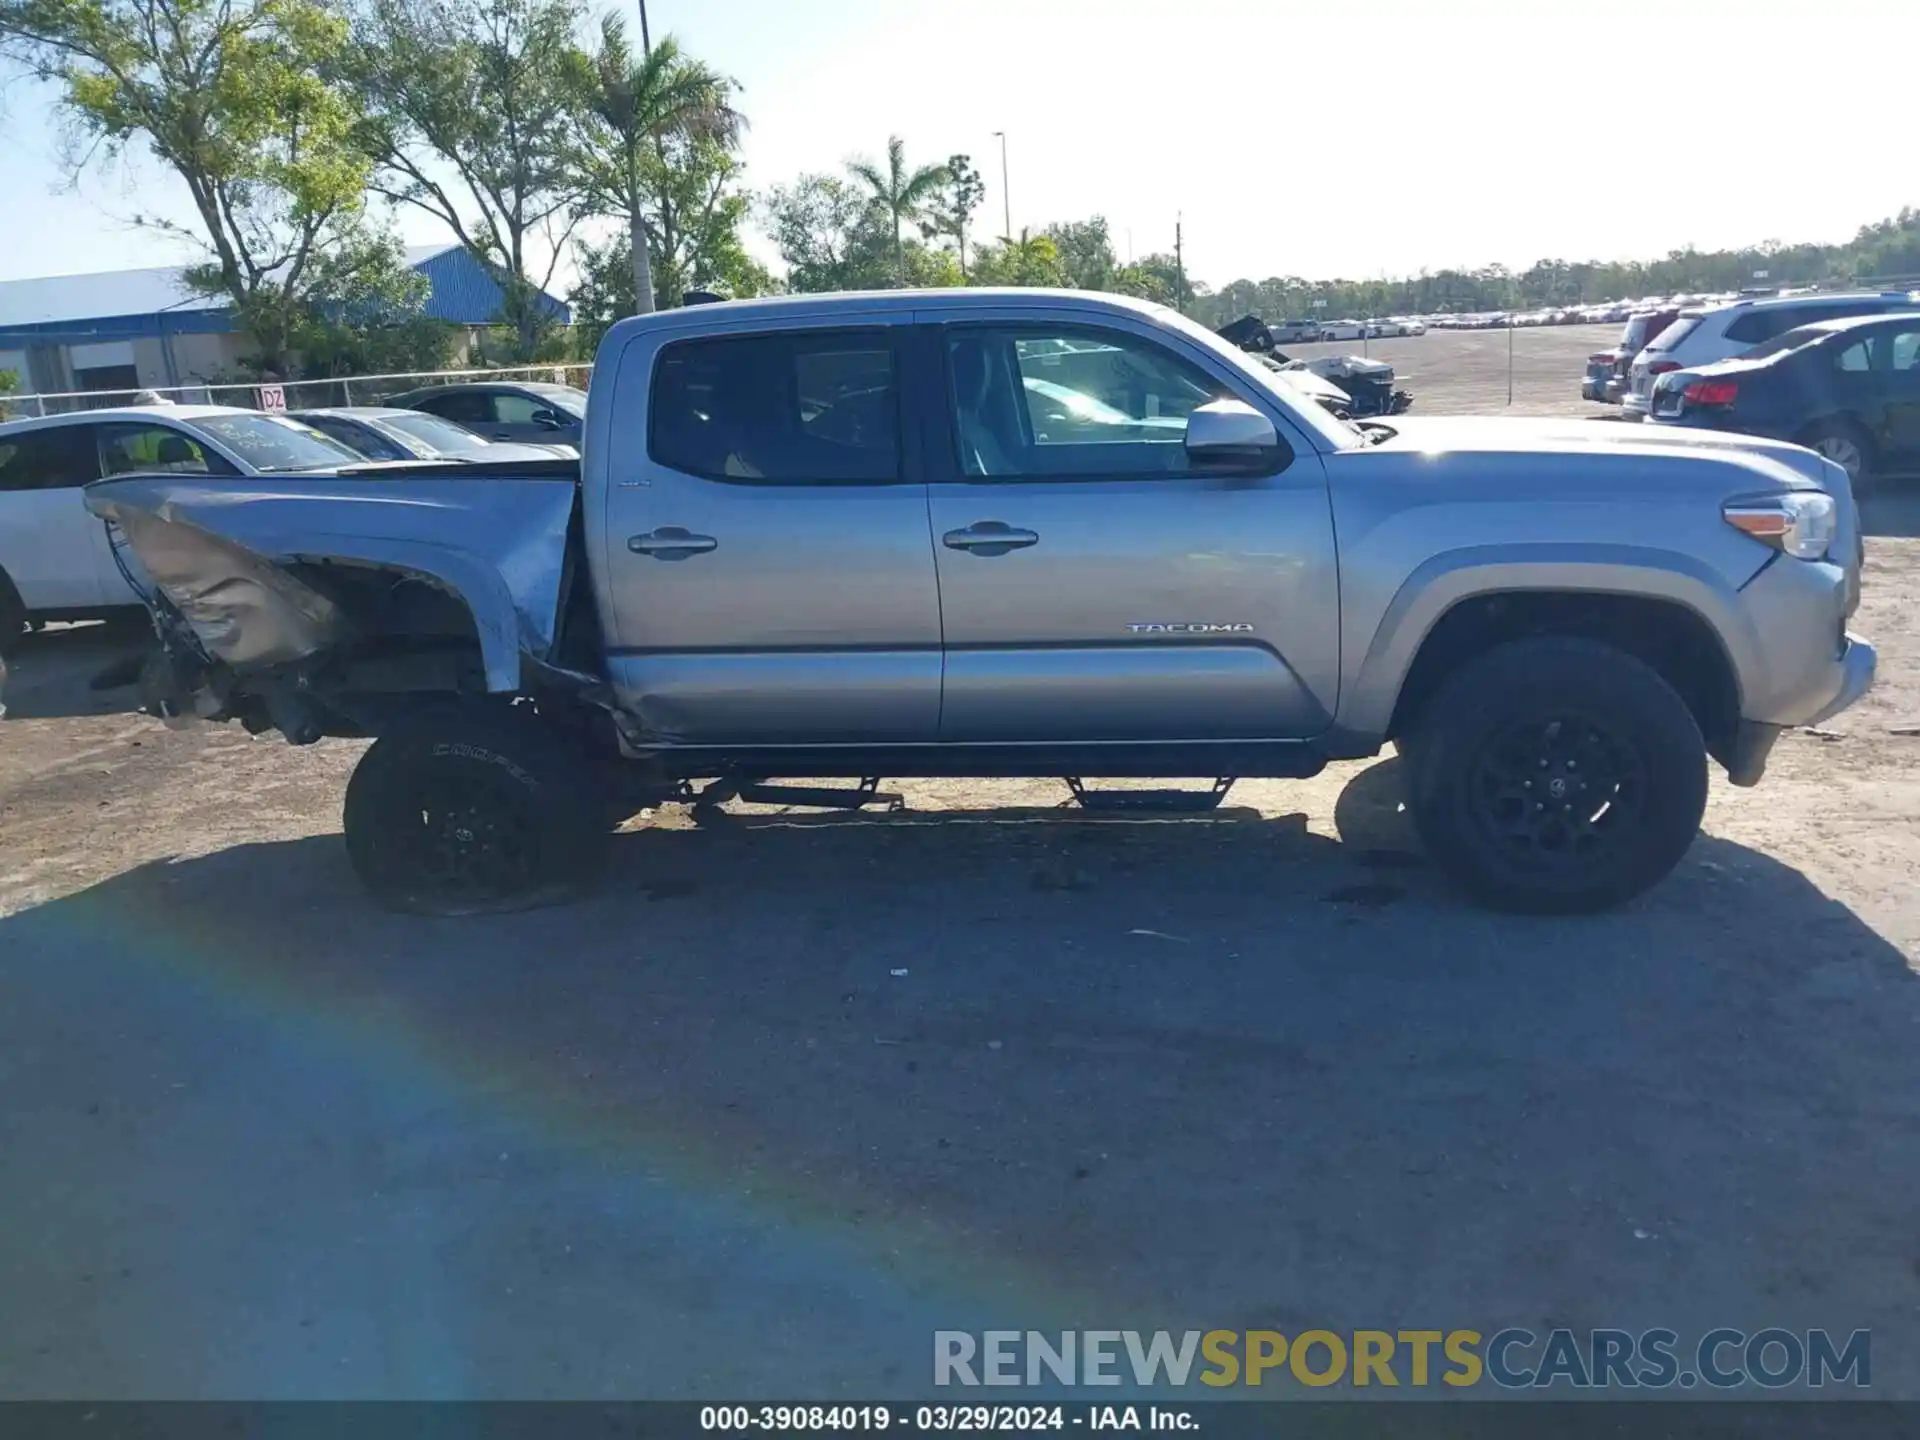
[1405,638,1707,914]
[343,704,607,916]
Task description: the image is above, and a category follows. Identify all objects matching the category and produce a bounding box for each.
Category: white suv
[0,405,366,652]
[1623,291,1920,419]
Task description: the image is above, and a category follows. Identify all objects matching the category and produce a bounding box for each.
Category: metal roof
[0,265,226,329]
[0,240,567,337]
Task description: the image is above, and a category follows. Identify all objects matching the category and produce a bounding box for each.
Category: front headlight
[1722,492,1837,561]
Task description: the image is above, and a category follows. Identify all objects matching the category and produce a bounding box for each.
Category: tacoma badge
[1126,622,1256,634]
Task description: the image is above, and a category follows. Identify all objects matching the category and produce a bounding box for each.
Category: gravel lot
[3,329,1918,1402]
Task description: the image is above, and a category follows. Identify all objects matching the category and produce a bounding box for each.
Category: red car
[1583,308,1679,404]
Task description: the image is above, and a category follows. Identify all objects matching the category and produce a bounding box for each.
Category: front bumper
[1804,633,1878,727]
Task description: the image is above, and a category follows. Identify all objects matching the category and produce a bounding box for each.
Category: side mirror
[532,408,565,430]
[1184,397,1281,472]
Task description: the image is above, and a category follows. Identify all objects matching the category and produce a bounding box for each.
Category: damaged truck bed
[88,461,604,741]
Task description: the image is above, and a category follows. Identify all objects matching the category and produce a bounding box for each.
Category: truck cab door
[922,313,1340,743]
[596,316,942,746]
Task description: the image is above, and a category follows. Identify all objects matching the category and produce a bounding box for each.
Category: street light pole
[637,0,650,52]
[992,130,1011,241]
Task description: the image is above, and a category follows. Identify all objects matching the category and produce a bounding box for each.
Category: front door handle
[629,526,718,559]
[942,521,1039,556]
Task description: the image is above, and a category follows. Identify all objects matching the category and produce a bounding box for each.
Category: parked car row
[1647,310,1920,490]
[0,381,589,650]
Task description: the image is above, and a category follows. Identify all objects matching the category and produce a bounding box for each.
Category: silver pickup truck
[87,289,1875,916]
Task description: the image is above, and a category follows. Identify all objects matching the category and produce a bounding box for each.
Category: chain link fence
[0,362,595,419]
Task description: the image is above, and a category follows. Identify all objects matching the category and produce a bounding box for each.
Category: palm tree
[848,136,948,286]
[580,16,741,314]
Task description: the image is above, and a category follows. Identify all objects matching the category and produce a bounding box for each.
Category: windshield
[1158,307,1363,451]
[185,413,366,471]
[380,411,490,453]
[1644,315,1703,354]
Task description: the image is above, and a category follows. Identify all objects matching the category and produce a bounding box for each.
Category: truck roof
[603,286,1170,344]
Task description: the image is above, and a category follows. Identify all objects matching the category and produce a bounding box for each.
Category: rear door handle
[629,526,718,559]
[942,521,1039,556]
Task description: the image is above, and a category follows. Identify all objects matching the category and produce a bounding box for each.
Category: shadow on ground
[2,758,1916,1398]
[0,619,149,721]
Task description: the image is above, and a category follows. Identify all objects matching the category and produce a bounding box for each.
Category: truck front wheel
[1404,638,1708,914]
[343,704,608,915]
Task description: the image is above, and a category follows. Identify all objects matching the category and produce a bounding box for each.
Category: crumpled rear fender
[86,472,579,693]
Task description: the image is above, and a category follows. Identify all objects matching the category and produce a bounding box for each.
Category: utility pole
[638,0,651,53]
[1173,216,1184,310]
[992,131,1011,241]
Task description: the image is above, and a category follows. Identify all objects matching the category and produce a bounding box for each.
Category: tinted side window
[419,392,492,425]
[494,392,548,425]
[650,331,899,484]
[0,426,97,491]
[1887,328,1920,373]
[1835,340,1873,373]
[947,327,1222,479]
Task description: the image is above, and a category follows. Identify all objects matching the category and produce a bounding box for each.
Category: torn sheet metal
[86,473,579,692]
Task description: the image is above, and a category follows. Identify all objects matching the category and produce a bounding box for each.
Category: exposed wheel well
[1389,591,1741,758]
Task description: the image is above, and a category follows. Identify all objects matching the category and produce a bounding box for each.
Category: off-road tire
[1405,638,1707,914]
[343,703,607,916]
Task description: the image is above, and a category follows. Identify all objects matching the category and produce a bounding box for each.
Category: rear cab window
[649,330,900,483]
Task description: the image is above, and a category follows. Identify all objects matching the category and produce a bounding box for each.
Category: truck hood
[1357,414,1861,599]
[1371,414,1845,488]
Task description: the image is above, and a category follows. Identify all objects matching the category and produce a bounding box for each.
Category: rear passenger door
[0,424,108,611]
[598,318,943,745]
[1878,324,1920,464]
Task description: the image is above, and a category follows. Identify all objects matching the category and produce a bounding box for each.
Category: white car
[1319,319,1367,341]
[1621,290,1920,420]
[0,404,369,650]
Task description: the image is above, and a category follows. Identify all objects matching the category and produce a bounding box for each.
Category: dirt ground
[3,333,1919,1402]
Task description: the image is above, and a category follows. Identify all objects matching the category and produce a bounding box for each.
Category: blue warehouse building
[0,243,570,397]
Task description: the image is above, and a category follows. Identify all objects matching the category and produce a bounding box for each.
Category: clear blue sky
[1,0,1913,289]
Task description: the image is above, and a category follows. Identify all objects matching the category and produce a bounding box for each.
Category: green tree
[970,229,1067,288]
[925,153,984,279]
[846,135,948,286]
[282,237,461,377]
[568,222,771,355]
[1044,217,1117,291]
[574,16,740,316]
[349,0,586,359]
[0,0,394,376]
[765,172,889,291]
